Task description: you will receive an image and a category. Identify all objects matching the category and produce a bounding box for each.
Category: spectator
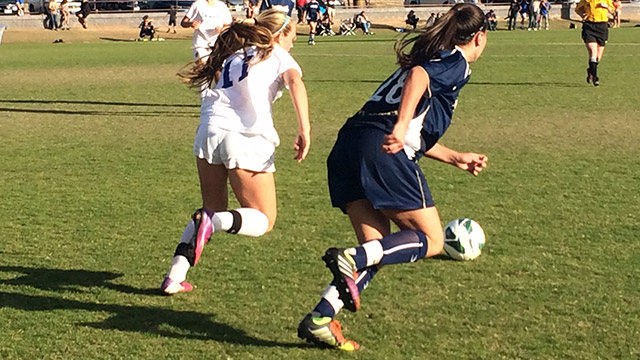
[166,5,177,33]
[425,12,436,27]
[355,10,372,35]
[139,15,155,40]
[508,0,519,30]
[325,0,336,28]
[60,0,70,30]
[77,0,91,29]
[48,0,60,31]
[405,10,419,30]
[246,0,259,18]
[612,0,621,28]
[296,0,308,23]
[181,0,232,64]
[540,0,550,30]
[519,0,529,29]
[15,0,24,16]
[486,9,497,31]
[530,0,540,30]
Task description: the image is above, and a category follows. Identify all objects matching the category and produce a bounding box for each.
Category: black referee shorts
[582,21,609,46]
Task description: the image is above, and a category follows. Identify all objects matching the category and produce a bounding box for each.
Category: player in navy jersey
[297,3,489,351]
[305,0,321,45]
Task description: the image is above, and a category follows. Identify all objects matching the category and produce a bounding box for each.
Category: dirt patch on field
[1,26,191,44]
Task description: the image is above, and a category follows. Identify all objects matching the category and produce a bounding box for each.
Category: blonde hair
[182,9,293,89]
[396,3,486,69]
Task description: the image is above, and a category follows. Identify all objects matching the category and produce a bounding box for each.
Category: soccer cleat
[188,208,212,266]
[593,76,600,87]
[160,277,193,295]
[322,248,360,312]
[297,313,360,351]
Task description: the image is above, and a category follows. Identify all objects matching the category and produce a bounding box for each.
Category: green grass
[1,28,640,359]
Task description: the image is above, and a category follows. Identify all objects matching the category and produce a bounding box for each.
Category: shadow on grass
[304,79,382,83]
[0,266,156,295]
[0,266,309,348]
[0,291,307,347]
[0,107,197,117]
[0,99,198,108]
[470,81,584,88]
[0,99,199,117]
[99,37,137,42]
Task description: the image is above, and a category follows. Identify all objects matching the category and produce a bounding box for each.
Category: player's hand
[453,152,488,176]
[191,20,201,29]
[382,123,408,154]
[293,131,311,162]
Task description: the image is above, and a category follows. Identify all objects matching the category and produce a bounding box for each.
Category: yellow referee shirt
[575,0,614,23]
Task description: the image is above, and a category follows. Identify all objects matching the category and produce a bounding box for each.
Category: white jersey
[185,0,232,52]
[200,46,302,147]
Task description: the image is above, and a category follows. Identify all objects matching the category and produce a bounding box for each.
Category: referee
[575,0,614,86]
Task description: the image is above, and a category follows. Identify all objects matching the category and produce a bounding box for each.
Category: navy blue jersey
[345,48,470,158]
[305,0,320,21]
[260,0,295,16]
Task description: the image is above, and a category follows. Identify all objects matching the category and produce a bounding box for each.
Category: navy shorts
[327,126,434,214]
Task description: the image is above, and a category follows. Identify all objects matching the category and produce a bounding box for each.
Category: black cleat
[322,248,360,312]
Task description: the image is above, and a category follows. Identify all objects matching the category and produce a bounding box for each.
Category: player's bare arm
[382,66,429,154]
[425,143,488,176]
[181,16,200,29]
[283,68,311,162]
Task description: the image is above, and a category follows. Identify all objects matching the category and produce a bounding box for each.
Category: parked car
[226,0,243,13]
[27,0,81,14]
[139,0,192,9]
[3,1,18,14]
[94,0,140,11]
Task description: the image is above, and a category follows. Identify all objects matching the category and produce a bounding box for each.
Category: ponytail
[180,9,293,89]
[396,3,486,69]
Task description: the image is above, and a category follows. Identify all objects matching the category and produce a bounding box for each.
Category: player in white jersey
[181,0,233,63]
[161,10,311,295]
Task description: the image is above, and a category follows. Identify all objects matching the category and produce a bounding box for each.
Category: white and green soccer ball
[443,218,485,261]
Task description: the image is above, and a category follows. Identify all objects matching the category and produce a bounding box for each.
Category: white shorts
[193,125,276,173]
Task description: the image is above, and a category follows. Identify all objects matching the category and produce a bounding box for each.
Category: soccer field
[1,28,639,359]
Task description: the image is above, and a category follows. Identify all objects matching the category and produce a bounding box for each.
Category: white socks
[166,208,269,281]
[212,208,269,237]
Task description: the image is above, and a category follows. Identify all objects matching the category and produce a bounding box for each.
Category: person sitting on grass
[486,9,497,30]
[139,15,155,41]
[354,11,373,35]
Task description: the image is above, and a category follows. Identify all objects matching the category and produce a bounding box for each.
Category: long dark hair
[396,3,486,69]
[181,9,293,89]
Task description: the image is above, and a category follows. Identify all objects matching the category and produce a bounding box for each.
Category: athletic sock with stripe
[348,230,428,269]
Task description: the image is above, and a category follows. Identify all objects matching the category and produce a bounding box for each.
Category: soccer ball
[443,218,485,261]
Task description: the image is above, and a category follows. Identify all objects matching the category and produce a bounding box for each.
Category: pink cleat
[160,277,193,295]
[190,208,212,266]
